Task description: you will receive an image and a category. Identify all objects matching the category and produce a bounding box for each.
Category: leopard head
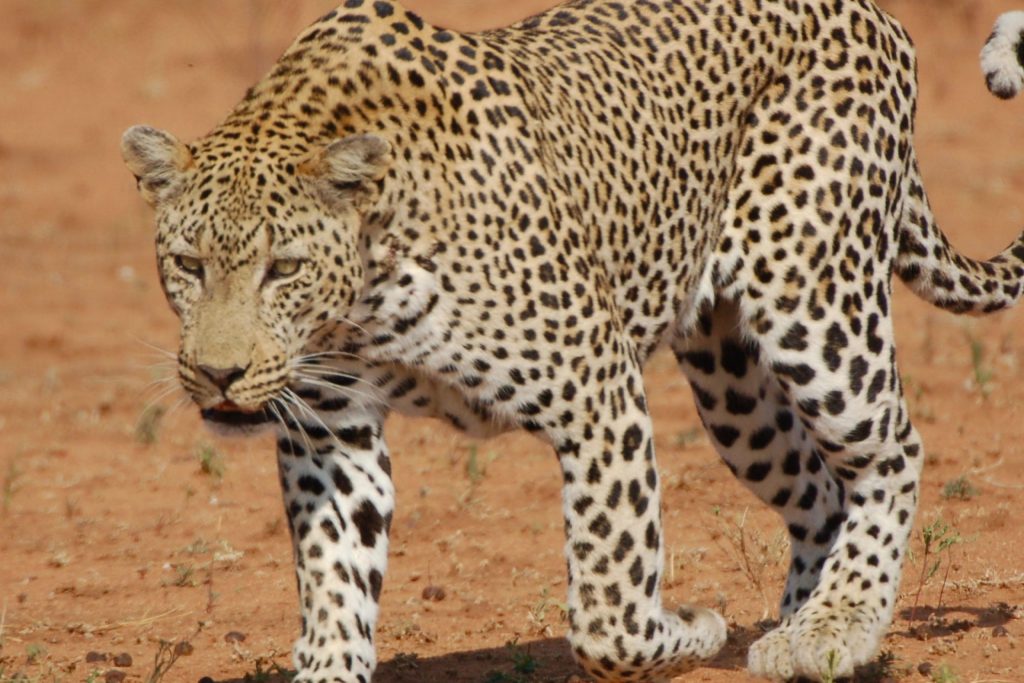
[122,125,392,434]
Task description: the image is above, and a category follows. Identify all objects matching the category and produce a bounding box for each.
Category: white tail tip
[981,11,1024,99]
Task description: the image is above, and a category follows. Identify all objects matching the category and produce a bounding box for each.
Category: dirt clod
[422,585,446,602]
[223,631,247,644]
[112,652,133,667]
[917,661,933,676]
[993,625,1010,637]
[85,651,107,663]
[198,677,215,683]
[175,641,195,656]
[104,671,126,683]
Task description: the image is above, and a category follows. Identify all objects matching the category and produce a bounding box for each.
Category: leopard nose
[198,364,247,391]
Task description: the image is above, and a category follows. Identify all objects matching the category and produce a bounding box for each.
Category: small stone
[85,651,107,663]
[112,652,133,667]
[105,671,126,683]
[993,625,1010,637]
[918,661,933,676]
[198,677,215,683]
[174,641,194,656]
[223,631,247,644]
[421,585,446,602]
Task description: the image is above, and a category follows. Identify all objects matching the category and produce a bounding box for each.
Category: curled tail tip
[981,11,1024,99]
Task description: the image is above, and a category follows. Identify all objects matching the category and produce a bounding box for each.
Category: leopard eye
[173,254,204,278]
[268,258,303,280]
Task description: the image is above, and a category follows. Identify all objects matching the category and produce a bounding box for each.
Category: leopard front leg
[275,402,393,683]
[552,357,727,682]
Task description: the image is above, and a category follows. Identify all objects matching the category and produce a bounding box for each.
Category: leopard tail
[895,153,1024,314]
[894,13,1024,314]
[980,11,1024,100]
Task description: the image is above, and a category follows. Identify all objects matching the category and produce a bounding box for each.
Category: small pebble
[918,661,933,676]
[85,651,107,663]
[112,653,133,668]
[174,641,195,656]
[993,625,1010,637]
[105,671,126,683]
[421,585,446,602]
[198,677,215,683]
[224,631,247,644]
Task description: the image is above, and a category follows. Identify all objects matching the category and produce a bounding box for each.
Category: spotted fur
[122,1,1024,681]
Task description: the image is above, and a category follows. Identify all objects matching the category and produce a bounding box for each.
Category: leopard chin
[200,403,275,438]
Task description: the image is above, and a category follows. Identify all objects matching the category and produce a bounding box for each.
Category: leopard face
[123,126,392,434]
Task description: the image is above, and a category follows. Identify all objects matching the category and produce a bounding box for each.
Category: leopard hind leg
[673,298,845,619]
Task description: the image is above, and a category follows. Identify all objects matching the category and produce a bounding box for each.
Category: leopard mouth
[200,401,274,434]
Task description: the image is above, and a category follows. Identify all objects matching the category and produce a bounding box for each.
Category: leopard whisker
[290,365,383,391]
[270,398,315,458]
[132,336,178,361]
[329,315,374,339]
[281,388,350,456]
[290,373,387,408]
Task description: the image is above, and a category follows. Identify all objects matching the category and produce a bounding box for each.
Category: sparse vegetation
[459,445,500,505]
[941,476,978,501]
[2,461,23,514]
[143,639,188,683]
[526,587,568,637]
[483,640,540,683]
[196,443,225,481]
[466,445,485,486]
[134,405,166,444]
[711,506,788,620]
[242,655,294,682]
[930,662,960,683]
[674,426,703,448]
[24,645,45,666]
[911,517,964,622]
[965,330,994,397]
[168,564,198,588]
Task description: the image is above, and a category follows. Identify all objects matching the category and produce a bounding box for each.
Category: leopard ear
[121,125,193,207]
[301,134,393,210]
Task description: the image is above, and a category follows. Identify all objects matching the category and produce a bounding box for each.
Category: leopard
[120,1,1024,681]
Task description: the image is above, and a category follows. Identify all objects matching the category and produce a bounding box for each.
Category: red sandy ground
[0,1,1022,681]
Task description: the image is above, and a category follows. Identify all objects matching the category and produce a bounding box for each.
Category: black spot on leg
[720,340,748,378]
[711,424,740,447]
[298,475,326,496]
[782,449,801,475]
[682,350,715,374]
[797,483,818,510]
[749,426,776,450]
[772,361,816,385]
[621,424,644,461]
[771,488,792,506]
[332,467,354,495]
[589,513,612,539]
[745,461,772,481]
[725,389,757,415]
[351,500,385,547]
[368,569,383,601]
[320,518,341,542]
[844,419,873,443]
